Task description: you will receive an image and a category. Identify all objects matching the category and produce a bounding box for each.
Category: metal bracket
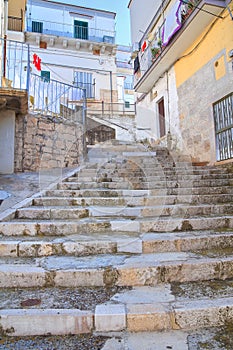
[227,5,233,20]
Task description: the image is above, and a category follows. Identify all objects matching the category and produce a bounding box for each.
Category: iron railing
[0,39,30,90]
[213,92,233,161]
[80,101,136,116]
[29,73,85,121]
[27,18,115,44]
[0,39,87,158]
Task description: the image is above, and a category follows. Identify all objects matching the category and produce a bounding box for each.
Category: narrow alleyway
[0,140,233,349]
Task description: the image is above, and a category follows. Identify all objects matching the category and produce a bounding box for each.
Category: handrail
[71,100,136,116]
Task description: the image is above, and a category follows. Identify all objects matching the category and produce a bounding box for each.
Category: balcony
[26,18,115,45]
[8,16,23,32]
[135,0,226,93]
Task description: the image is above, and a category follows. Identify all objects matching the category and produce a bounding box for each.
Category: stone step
[41,192,233,205]
[77,167,230,178]
[1,249,233,288]
[72,173,233,182]
[63,179,232,189]
[57,182,233,195]
[1,282,233,337]
[0,230,233,258]
[15,203,233,220]
[0,216,232,236]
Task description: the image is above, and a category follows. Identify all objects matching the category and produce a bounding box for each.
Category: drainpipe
[82,88,87,161]
[3,0,8,78]
[110,70,113,115]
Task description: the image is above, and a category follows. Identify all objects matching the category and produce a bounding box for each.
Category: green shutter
[74,20,88,40]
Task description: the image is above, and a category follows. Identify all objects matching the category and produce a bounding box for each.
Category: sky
[52,0,131,46]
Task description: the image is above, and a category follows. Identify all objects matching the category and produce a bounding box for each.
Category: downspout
[3,0,8,78]
[166,71,172,151]
[166,71,171,133]
[110,70,113,115]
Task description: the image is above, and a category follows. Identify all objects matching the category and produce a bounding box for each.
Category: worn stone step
[71,173,233,183]
[0,230,233,258]
[1,282,233,336]
[165,186,233,195]
[54,186,232,197]
[0,215,232,236]
[1,250,233,288]
[41,192,233,205]
[64,178,232,188]
[45,188,150,198]
[76,168,230,180]
[15,203,233,220]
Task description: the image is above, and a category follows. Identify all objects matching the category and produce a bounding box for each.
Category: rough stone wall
[15,113,83,172]
[177,49,233,164]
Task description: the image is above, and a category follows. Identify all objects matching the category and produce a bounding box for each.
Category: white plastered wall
[0,110,15,174]
[135,66,181,148]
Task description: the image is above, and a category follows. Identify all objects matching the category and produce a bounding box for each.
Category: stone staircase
[0,140,233,348]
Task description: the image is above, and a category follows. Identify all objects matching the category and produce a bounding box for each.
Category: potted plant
[151,47,160,60]
[157,38,163,49]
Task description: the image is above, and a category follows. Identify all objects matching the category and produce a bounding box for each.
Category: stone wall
[15,113,83,172]
[177,49,233,164]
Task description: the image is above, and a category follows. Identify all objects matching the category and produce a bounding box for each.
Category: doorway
[158,98,166,137]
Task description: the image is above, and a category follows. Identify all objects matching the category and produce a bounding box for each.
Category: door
[158,98,166,137]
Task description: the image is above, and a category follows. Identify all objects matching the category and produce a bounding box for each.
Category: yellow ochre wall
[8,0,26,17]
[8,0,27,31]
[175,3,233,88]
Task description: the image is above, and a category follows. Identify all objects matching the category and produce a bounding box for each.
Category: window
[213,93,233,161]
[41,71,50,83]
[32,21,43,33]
[74,71,94,98]
[74,20,88,40]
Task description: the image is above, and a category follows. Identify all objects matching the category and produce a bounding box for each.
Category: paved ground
[0,167,78,214]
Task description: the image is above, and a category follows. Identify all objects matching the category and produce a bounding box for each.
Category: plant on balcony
[157,38,163,49]
[151,47,160,60]
[181,0,195,21]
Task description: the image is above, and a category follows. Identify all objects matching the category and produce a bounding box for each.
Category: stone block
[19,242,61,257]
[173,297,233,329]
[95,303,126,332]
[127,303,171,331]
[0,223,37,236]
[0,309,93,336]
[117,266,159,286]
[62,241,116,256]
[0,241,19,257]
[54,269,104,287]
[0,265,46,288]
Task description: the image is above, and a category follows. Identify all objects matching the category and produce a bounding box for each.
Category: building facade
[129,0,233,163]
[7,0,117,103]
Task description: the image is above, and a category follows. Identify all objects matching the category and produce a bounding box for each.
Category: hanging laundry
[32,54,42,71]
[162,0,182,46]
[141,41,147,53]
[134,55,140,74]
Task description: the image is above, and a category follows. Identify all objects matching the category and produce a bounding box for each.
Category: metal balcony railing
[82,100,136,116]
[134,0,201,85]
[8,16,23,32]
[26,18,115,44]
